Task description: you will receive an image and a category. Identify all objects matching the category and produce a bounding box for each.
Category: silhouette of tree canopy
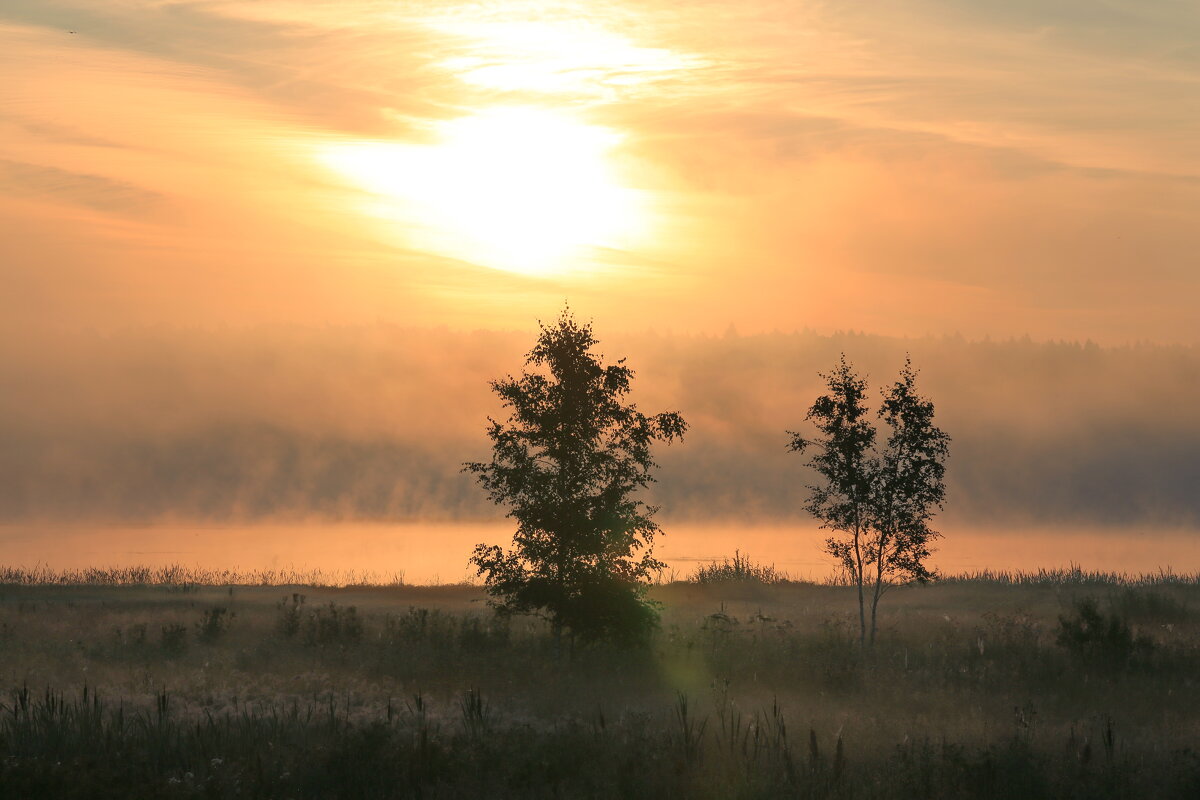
[466,309,686,645]
[789,356,950,646]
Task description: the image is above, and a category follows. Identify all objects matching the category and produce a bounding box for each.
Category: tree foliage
[789,355,950,646]
[466,309,686,645]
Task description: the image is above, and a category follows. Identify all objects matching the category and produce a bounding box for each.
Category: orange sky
[3,1,1200,343]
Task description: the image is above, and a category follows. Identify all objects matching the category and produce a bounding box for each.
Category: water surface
[2,523,1197,583]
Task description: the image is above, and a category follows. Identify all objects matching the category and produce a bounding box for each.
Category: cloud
[0,159,163,214]
[2,1,1199,343]
[0,1,467,136]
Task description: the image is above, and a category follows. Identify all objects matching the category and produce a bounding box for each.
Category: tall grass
[942,565,1200,587]
[689,551,788,584]
[1,579,1199,797]
[2,684,1197,799]
[0,563,408,587]
[4,561,1199,588]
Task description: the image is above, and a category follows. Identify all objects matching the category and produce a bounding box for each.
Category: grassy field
[1,567,1198,798]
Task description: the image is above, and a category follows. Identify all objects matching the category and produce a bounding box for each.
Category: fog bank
[1,326,1197,528]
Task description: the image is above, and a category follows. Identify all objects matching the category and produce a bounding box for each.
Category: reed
[0,563,408,587]
[689,550,789,584]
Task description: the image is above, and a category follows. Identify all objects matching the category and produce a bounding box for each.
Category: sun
[319,108,646,276]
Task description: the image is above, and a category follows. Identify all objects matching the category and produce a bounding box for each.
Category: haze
[2,1,1198,576]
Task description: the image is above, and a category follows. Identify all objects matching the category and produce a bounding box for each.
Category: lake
[2,522,1197,583]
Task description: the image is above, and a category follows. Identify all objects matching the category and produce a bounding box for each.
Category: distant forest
[1,326,1196,526]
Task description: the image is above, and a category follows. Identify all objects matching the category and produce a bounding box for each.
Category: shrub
[276,593,306,638]
[1056,597,1153,668]
[195,607,233,643]
[1111,588,1191,624]
[302,602,363,647]
[160,623,188,657]
[382,607,511,652]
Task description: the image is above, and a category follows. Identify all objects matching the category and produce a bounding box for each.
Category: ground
[0,574,1197,797]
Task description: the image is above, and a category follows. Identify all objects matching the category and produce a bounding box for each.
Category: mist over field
[2,325,1196,529]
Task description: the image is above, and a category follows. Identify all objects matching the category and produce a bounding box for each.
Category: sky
[3,0,1200,343]
[2,1,1199,562]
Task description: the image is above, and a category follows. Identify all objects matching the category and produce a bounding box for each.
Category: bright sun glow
[431,19,705,96]
[319,108,646,276]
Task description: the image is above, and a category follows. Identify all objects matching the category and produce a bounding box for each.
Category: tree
[466,309,687,646]
[868,358,951,642]
[788,356,949,647]
[787,356,877,646]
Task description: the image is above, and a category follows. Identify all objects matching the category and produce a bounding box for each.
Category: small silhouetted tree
[789,356,949,646]
[787,357,877,646]
[466,309,686,646]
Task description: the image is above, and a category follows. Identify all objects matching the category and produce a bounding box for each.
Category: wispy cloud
[0,159,163,213]
[1,1,1198,341]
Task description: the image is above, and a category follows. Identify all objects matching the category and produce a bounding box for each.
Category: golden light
[430,19,704,96]
[319,107,647,276]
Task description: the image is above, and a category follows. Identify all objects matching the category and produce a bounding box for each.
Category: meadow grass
[0,563,408,588]
[0,566,1198,797]
[689,550,789,585]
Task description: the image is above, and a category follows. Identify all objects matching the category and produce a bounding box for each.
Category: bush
[1056,597,1153,668]
[1111,588,1191,624]
[160,623,188,657]
[383,607,510,652]
[195,606,233,643]
[276,593,306,638]
[274,597,363,647]
[302,602,363,647]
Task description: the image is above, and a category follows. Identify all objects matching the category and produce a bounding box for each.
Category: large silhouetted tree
[466,308,686,646]
[789,356,949,646]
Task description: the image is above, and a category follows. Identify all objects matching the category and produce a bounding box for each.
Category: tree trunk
[856,574,866,649]
[853,523,866,648]
[869,569,883,647]
[868,533,887,647]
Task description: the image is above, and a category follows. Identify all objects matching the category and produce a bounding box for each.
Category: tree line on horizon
[466,308,950,647]
[4,325,1193,527]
